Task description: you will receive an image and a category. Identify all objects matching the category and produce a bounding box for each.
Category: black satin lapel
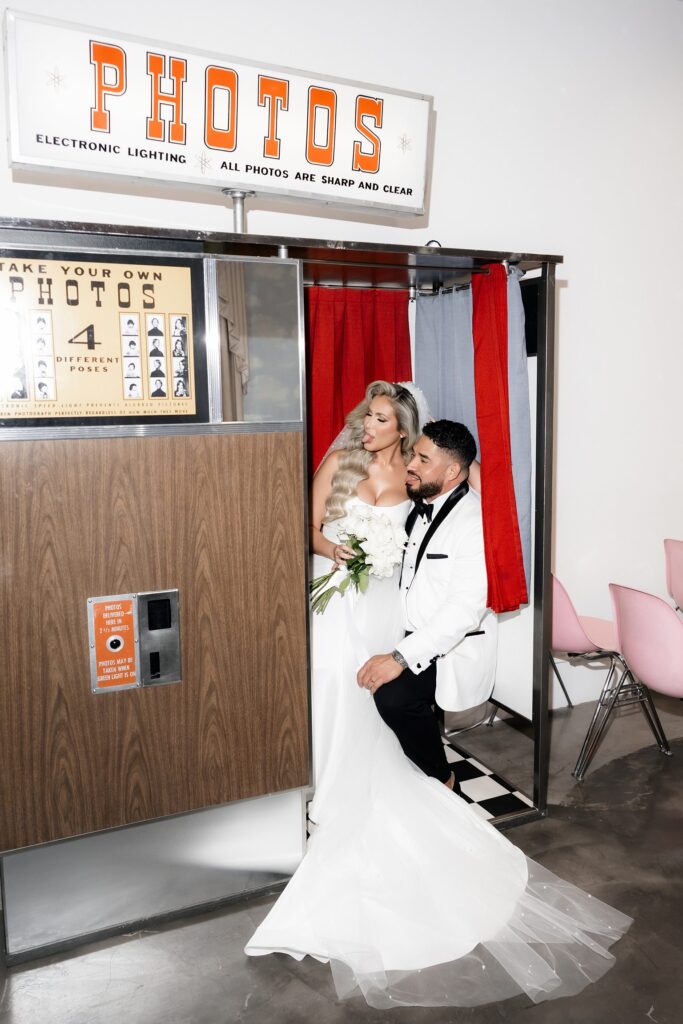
[413,481,469,578]
[404,504,421,539]
[400,501,423,587]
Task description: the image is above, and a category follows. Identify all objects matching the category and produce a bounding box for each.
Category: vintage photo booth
[0,217,560,963]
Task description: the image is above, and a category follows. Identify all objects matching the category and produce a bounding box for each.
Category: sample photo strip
[120,314,142,398]
[30,310,56,400]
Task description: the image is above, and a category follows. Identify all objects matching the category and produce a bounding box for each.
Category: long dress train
[245,499,631,1009]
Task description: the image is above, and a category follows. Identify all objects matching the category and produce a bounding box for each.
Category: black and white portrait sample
[8,374,28,400]
[123,338,140,357]
[150,378,167,398]
[146,315,164,338]
[171,314,188,345]
[30,312,52,336]
[35,379,55,400]
[33,335,53,355]
[34,358,53,378]
[149,358,165,378]
[123,379,142,401]
[120,314,139,336]
[124,359,140,378]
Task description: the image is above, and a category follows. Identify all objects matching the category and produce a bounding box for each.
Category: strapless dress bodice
[322,497,411,545]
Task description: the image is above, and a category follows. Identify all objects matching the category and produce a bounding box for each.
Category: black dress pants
[373,661,457,789]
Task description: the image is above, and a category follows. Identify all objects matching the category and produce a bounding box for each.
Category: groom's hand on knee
[357,654,403,694]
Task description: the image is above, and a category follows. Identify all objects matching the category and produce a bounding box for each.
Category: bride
[245,380,631,1009]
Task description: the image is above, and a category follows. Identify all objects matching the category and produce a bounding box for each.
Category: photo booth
[0,217,560,963]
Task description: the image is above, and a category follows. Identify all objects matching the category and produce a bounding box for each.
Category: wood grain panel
[0,433,309,852]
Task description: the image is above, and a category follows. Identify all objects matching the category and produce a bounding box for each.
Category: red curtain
[306,288,412,472]
[472,265,528,613]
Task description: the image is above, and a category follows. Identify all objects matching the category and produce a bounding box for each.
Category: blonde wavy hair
[324,381,421,522]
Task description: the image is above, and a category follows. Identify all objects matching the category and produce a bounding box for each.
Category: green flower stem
[309,532,375,614]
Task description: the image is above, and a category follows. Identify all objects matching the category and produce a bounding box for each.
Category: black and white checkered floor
[444,737,534,820]
[308,739,534,834]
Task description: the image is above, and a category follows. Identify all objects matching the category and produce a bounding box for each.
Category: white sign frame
[4,9,433,215]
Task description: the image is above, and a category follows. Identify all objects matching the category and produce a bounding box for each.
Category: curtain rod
[300,257,491,274]
[304,281,410,290]
[303,270,490,293]
[301,263,528,291]
[302,282,476,289]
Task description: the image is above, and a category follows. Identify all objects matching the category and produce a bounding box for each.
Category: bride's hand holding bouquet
[310,506,407,615]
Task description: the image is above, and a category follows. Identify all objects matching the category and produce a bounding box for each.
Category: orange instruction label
[92,598,138,689]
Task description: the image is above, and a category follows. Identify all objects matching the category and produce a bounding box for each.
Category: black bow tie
[413,499,433,522]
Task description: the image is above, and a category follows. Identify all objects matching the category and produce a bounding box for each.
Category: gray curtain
[414,275,532,588]
[507,267,532,588]
[414,289,480,451]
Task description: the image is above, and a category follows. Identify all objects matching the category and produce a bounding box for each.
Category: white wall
[1,0,681,705]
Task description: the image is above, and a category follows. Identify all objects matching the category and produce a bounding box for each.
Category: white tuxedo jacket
[396,487,498,712]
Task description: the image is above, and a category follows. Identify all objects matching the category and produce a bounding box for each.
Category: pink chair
[664,539,683,612]
[551,575,626,780]
[608,584,681,760]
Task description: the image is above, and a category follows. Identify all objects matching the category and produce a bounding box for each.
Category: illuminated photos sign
[5,11,432,214]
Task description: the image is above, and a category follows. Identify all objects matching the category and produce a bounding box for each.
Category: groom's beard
[406,476,445,501]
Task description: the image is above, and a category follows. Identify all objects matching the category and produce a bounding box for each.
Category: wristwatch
[391,649,408,670]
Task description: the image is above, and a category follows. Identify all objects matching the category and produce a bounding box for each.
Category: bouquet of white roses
[310,507,408,615]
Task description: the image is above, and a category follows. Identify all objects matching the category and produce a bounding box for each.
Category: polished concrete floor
[2,696,683,1024]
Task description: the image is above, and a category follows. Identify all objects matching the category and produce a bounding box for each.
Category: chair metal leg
[485,703,498,727]
[572,658,618,778]
[639,686,672,754]
[573,658,622,781]
[549,653,574,708]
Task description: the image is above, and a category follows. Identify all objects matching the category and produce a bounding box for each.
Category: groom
[357,420,497,792]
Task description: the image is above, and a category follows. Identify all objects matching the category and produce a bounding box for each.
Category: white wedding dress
[245,499,631,1009]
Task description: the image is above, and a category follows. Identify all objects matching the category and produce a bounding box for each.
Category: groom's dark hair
[423,420,477,470]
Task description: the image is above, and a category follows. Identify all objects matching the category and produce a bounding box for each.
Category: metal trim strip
[0,421,303,442]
